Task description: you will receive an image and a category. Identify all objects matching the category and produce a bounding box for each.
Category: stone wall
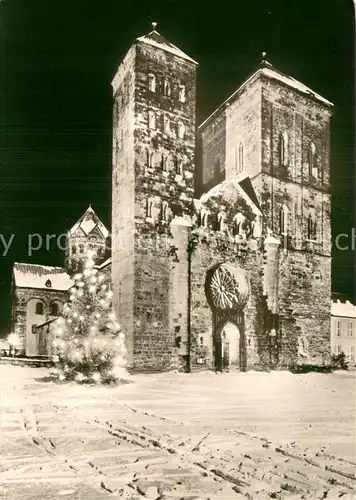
[111,45,136,366]
[111,36,197,370]
[132,227,175,370]
[190,229,265,370]
[198,111,226,193]
[277,250,331,365]
[225,79,262,180]
[261,75,332,189]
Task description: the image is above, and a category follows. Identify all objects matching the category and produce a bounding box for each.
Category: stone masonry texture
[110,32,333,372]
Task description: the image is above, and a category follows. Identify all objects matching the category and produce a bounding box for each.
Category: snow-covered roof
[331,300,356,319]
[69,206,109,239]
[200,176,262,216]
[261,64,333,107]
[137,29,198,65]
[13,263,74,291]
[35,318,57,329]
[94,257,112,270]
[199,60,333,130]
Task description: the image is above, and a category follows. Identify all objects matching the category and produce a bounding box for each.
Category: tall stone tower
[198,58,333,365]
[111,24,198,369]
[255,60,333,364]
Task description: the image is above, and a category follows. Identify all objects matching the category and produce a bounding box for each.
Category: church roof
[199,60,333,130]
[331,300,356,319]
[199,175,262,216]
[68,206,109,239]
[136,28,198,65]
[13,263,73,291]
[94,257,112,270]
[259,61,333,107]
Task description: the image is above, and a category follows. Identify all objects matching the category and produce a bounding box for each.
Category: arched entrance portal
[205,263,249,371]
[221,322,240,367]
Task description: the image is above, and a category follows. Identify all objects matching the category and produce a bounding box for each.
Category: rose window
[205,263,249,310]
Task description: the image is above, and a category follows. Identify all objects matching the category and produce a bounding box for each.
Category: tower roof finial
[262,51,267,63]
[152,21,157,31]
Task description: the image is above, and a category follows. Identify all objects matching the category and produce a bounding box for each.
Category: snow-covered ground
[1,365,355,499]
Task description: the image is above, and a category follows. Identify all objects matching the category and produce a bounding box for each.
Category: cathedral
[11,24,333,371]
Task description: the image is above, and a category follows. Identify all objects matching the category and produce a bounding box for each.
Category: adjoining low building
[331,300,356,365]
[11,206,109,357]
[11,264,73,356]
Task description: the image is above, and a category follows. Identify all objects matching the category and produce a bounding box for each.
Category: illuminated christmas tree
[51,251,127,384]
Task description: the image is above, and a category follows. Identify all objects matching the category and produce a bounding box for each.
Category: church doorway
[205,262,249,372]
[221,321,240,367]
[213,311,246,371]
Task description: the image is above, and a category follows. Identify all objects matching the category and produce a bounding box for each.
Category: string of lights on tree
[50,250,127,384]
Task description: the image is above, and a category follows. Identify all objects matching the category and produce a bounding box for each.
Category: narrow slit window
[178,84,186,102]
[279,132,288,166]
[146,198,153,218]
[279,205,288,235]
[148,73,156,92]
[161,201,169,221]
[161,153,168,171]
[177,121,185,139]
[307,214,317,240]
[237,142,244,173]
[163,78,171,96]
[148,110,156,129]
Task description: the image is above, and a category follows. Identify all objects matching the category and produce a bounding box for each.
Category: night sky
[0,0,354,335]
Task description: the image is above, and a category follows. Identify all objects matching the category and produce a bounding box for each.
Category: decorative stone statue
[232,211,246,241]
[200,207,210,228]
[252,217,262,238]
[217,208,227,232]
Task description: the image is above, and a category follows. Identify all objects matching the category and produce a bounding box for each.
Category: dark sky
[0,0,355,335]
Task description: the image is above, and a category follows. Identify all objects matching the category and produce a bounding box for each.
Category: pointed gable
[136,29,198,65]
[200,177,261,216]
[199,59,333,130]
[68,206,109,239]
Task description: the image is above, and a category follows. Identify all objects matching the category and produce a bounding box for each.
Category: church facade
[11,26,333,371]
[110,26,333,371]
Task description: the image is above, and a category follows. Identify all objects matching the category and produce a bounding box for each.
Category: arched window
[308,142,316,177]
[161,201,169,221]
[163,115,170,135]
[72,245,77,255]
[148,73,156,92]
[307,214,317,240]
[279,132,288,166]
[79,244,84,254]
[45,279,52,288]
[163,78,171,96]
[178,84,186,103]
[279,205,288,235]
[146,198,153,219]
[35,302,44,315]
[161,153,168,172]
[175,157,183,175]
[146,150,153,168]
[148,110,156,129]
[177,121,185,139]
[50,303,59,316]
[237,142,244,173]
